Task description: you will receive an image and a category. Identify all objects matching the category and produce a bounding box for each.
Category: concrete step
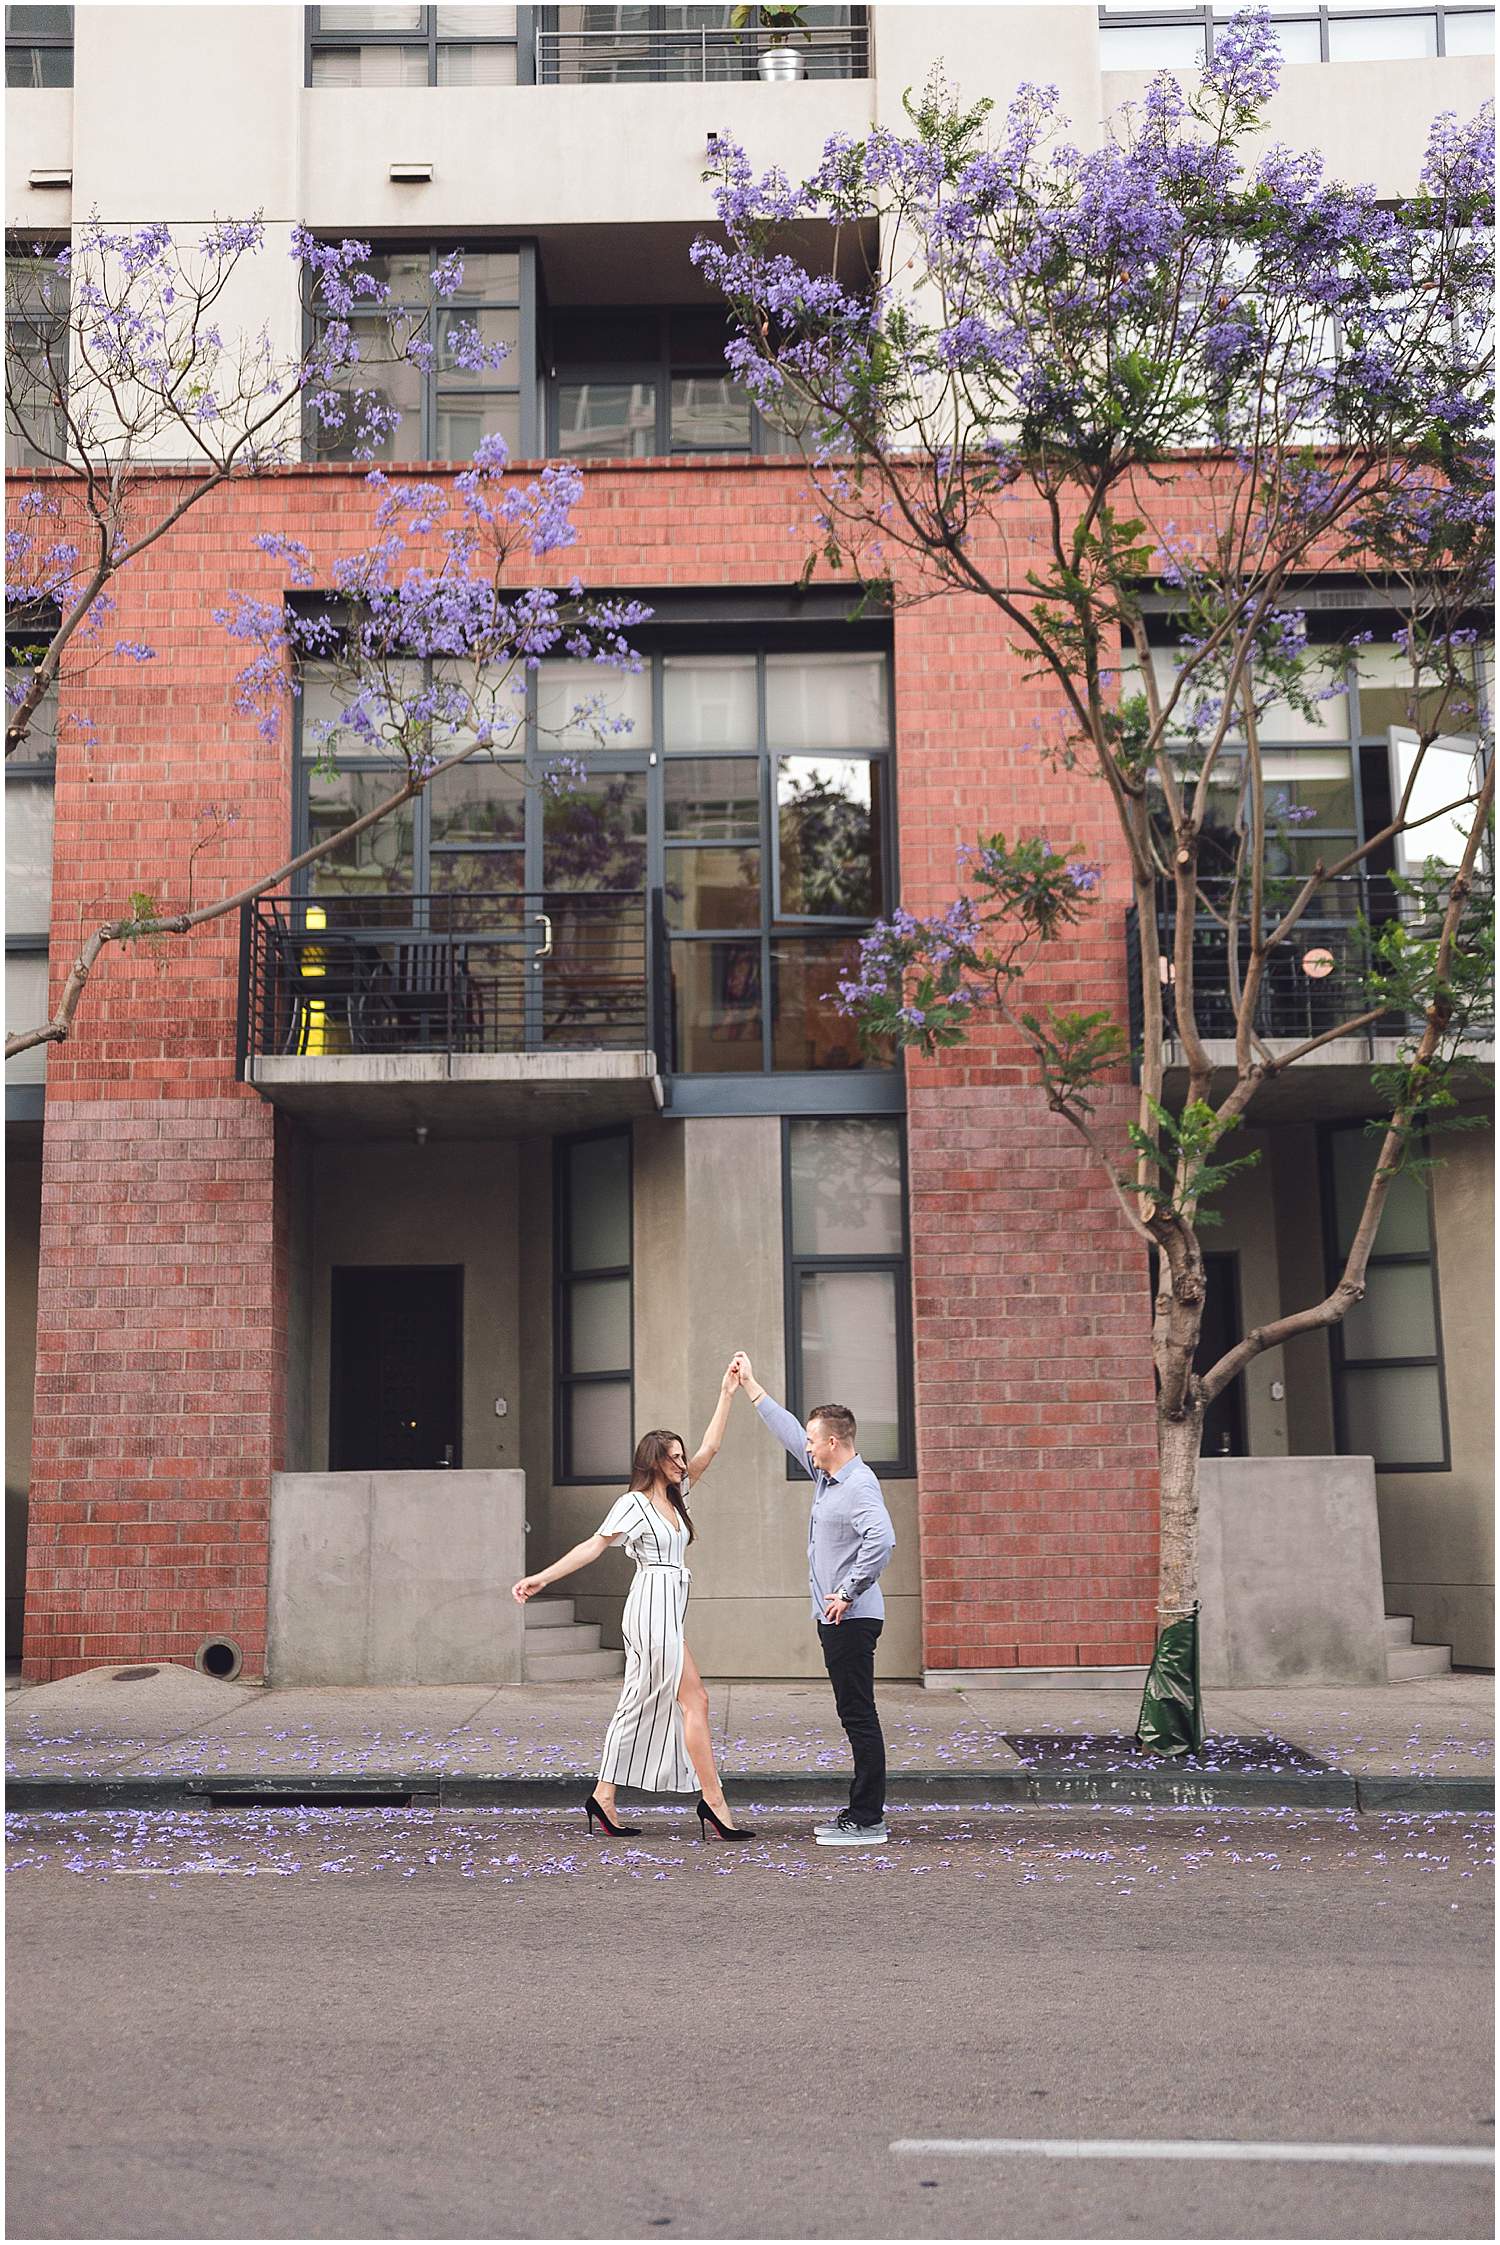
[523,1647,626,1683]
[523,1622,604,1658]
[1387,1642,1453,1681]
[1385,1614,1415,1648]
[523,1598,577,1630]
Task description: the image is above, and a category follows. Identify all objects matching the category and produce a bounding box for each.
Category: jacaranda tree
[692,7,1495,1749]
[5,222,645,1061]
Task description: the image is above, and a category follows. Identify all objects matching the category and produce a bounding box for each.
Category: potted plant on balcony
[730,4,811,82]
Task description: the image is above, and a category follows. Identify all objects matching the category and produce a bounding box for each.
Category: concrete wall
[533,1112,922,1678]
[304,1138,524,1477]
[1377,1133,1495,1668]
[1198,1454,1389,1688]
[5,1146,43,1659]
[267,1468,525,1684]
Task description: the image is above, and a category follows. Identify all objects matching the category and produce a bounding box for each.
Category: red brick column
[893,580,1160,1673]
[25,1097,281,1681]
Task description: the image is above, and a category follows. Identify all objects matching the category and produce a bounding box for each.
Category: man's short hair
[808,1403,857,1447]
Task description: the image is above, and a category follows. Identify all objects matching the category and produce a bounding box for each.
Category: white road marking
[891,2139,1494,2170]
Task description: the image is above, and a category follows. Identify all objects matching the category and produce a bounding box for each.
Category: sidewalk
[6,1664,1492,1813]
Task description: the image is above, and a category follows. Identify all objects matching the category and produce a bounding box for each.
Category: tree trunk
[1156,1396,1205,1621]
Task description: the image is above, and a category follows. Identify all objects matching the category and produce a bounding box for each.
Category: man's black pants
[818,1616,885,1824]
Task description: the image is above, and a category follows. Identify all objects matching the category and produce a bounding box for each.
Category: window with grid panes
[5,4,71,84]
[1097,4,1494,68]
[5,626,56,1088]
[660,648,892,1074]
[555,1129,634,1482]
[305,244,531,462]
[1324,1124,1449,1469]
[784,1116,912,1474]
[307,5,522,84]
[548,306,801,461]
[5,245,68,468]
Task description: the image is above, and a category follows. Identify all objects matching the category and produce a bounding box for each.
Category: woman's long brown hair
[628,1428,695,1544]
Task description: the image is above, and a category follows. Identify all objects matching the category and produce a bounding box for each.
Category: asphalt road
[6,1801,1493,2242]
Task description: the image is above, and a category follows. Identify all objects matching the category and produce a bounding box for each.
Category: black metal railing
[535,16,869,84]
[1125,869,1494,1055]
[237,890,666,1072]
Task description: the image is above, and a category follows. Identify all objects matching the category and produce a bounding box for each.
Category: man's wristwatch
[836,1585,858,1606]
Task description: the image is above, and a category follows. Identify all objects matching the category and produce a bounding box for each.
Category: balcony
[535,13,870,85]
[238,890,671,1138]
[1126,871,1494,1115]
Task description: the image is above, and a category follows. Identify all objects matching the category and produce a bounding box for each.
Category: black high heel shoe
[696,1793,754,1841]
[584,1793,641,1837]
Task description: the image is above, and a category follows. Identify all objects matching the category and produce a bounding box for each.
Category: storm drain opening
[200,1789,434,1811]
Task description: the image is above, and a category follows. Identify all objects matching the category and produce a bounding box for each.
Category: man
[731,1353,896,1846]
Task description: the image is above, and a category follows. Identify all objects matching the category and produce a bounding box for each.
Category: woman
[511,1359,753,1842]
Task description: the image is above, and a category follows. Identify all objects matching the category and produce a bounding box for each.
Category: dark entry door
[329,1266,463,1471]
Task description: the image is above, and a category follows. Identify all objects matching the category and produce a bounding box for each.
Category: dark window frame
[548,306,796,461]
[554,1124,635,1486]
[780,1113,915,1480]
[5,617,56,954]
[306,5,535,86]
[1097,5,1494,65]
[5,5,73,86]
[1319,1121,1451,1473]
[302,236,539,463]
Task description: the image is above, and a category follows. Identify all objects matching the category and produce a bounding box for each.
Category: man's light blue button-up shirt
[754,1394,897,1624]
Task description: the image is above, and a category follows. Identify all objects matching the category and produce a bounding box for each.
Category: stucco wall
[304,1137,524,1479]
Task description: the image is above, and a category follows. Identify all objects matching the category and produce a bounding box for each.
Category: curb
[6,1768,1493,1815]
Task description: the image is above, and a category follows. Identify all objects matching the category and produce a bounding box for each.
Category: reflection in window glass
[307,776,416,897]
[673,940,763,1071]
[566,1381,633,1479]
[1341,1262,1439,1358]
[665,847,762,930]
[5,953,49,1084]
[1444,9,1496,50]
[309,41,428,82]
[777,757,884,918]
[434,391,520,462]
[670,374,753,452]
[771,936,867,1069]
[569,1274,632,1371]
[1340,1363,1446,1463]
[663,658,758,749]
[663,756,760,837]
[566,1132,631,1266]
[556,380,657,460]
[557,1129,632,1480]
[541,772,648,891]
[1099,20,1206,66]
[1327,11,1438,58]
[789,1117,904,1256]
[799,1269,901,1458]
[536,659,652,748]
[766,652,888,749]
[1331,1130,1434,1255]
[5,777,54,930]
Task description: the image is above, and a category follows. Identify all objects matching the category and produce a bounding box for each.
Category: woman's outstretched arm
[685,1361,740,1483]
[512,1531,608,1603]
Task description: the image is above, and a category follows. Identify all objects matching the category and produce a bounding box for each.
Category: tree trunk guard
[1135,1606,1204,1758]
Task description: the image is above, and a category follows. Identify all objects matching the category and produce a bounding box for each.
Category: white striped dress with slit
[595,1490,697,1796]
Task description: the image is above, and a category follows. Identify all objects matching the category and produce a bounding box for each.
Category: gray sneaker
[814,1812,889,1846]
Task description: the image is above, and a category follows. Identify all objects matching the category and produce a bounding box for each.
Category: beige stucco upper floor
[7,7,1493,242]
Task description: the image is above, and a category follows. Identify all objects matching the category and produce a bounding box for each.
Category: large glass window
[307,5,522,84]
[555,1129,633,1482]
[537,4,869,84]
[784,1116,912,1473]
[549,306,799,461]
[1324,1125,1448,1470]
[5,246,68,468]
[5,4,72,84]
[1098,4,1493,67]
[5,627,56,1089]
[664,649,892,1075]
[306,243,532,462]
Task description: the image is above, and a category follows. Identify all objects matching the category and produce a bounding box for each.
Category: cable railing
[237,889,665,1069]
[535,18,870,84]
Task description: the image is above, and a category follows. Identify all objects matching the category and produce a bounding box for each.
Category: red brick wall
[892,576,1160,1671]
[20,458,1162,1678]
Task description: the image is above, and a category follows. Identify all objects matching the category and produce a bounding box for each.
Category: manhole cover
[111,1666,160,1682]
[1003,1731,1328,1774]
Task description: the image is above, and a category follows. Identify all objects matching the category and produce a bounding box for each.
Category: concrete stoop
[1385,1612,1454,1683]
[522,1596,625,1684]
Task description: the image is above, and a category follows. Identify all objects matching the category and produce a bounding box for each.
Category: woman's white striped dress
[595,1490,696,1796]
